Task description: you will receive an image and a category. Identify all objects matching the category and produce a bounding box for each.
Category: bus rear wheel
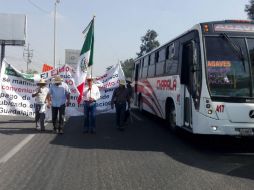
[166,103,177,132]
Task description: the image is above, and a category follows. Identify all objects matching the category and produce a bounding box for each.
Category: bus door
[181,41,193,128]
[181,36,201,129]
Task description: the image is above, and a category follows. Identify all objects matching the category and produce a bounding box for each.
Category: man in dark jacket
[111,80,130,130]
[124,80,133,123]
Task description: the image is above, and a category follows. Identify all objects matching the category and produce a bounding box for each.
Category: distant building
[65,49,80,70]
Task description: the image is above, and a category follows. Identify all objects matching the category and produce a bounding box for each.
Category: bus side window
[139,58,144,78]
[148,53,155,77]
[142,57,148,78]
[138,60,142,79]
[156,48,166,76]
[134,61,140,81]
[165,42,178,75]
[155,51,159,63]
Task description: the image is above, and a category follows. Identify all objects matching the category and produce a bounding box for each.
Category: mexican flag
[75,18,94,104]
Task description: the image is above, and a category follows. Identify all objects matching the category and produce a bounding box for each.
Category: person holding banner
[82,75,100,134]
[111,80,130,130]
[47,75,70,134]
[32,79,49,131]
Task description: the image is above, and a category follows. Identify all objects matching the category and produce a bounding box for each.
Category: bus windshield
[205,36,252,98]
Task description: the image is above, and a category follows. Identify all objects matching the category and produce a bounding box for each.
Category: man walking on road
[82,75,100,134]
[124,80,133,123]
[111,80,130,130]
[47,75,70,134]
[32,79,49,131]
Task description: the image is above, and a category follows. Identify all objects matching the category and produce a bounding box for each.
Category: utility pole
[53,0,60,68]
[23,43,33,73]
[1,42,5,68]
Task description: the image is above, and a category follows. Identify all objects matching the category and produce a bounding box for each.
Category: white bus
[133,20,254,136]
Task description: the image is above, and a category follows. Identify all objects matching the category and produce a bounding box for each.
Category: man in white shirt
[32,79,49,131]
[82,75,100,134]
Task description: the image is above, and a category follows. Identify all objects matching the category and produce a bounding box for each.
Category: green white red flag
[75,18,94,104]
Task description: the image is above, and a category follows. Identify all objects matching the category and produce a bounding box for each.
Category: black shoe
[58,128,62,134]
[90,129,96,134]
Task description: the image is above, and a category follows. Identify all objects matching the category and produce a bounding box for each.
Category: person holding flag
[75,17,95,105]
[82,74,100,134]
[74,16,99,133]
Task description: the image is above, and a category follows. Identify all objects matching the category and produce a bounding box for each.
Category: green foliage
[245,0,254,20]
[137,29,160,57]
[121,29,160,79]
[121,58,135,79]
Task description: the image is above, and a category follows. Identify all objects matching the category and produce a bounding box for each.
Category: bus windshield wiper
[220,33,245,70]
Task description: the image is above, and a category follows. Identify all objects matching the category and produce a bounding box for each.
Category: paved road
[0,110,254,190]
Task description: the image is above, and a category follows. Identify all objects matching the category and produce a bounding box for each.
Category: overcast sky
[0,0,250,75]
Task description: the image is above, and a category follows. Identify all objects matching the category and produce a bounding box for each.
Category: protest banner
[0,59,125,118]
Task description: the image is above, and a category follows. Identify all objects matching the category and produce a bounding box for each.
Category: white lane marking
[131,112,143,121]
[0,134,35,164]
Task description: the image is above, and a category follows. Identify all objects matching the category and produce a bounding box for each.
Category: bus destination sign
[214,24,254,33]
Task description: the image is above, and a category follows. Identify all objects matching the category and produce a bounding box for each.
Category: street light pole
[53,0,60,68]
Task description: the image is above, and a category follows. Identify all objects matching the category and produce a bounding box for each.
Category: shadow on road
[49,110,254,181]
[0,127,53,135]
[0,120,34,124]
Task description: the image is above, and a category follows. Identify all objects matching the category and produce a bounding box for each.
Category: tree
[137,29,160,57]
[245,0,254,20]
[121,58,135,79]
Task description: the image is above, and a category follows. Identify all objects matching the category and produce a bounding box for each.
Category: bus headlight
[211,126,218,131]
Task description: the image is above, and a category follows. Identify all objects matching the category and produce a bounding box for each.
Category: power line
[27,0,50,14]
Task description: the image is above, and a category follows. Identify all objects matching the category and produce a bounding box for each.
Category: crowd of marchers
[32,75,132,134]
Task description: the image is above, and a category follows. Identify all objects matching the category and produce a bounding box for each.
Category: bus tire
[138,95,143,112]
[166,102,177,132]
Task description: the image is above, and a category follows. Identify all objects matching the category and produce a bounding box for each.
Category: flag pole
[90,15,95,98]
[90,15,95,79]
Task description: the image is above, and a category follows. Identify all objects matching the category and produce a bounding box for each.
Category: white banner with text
[0,59,125,118]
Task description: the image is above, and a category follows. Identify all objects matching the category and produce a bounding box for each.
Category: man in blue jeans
[47,75,70,134]
[82,75,100,134]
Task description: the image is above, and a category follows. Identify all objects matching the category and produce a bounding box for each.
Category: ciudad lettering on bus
[156,79,177,91]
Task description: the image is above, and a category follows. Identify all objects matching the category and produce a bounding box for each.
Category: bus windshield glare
[205,36,253,98]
